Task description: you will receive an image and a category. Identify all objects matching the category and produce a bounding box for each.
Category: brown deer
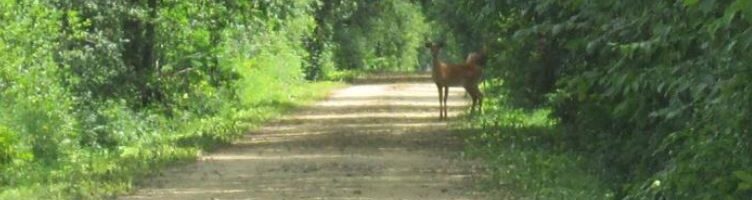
[425,41,485,120]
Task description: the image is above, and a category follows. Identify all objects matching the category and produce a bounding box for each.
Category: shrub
[427,0,752,198]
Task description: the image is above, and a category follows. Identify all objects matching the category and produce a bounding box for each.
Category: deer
[425,41,486,120]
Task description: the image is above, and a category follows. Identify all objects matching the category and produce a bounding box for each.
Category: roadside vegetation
[427,0,752,199]
[0,0,428,199]
[4,0,751,199]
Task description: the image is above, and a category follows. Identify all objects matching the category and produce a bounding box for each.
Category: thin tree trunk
[140,0,160,106]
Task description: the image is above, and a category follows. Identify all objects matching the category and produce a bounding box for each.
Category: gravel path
[120,73,487,200]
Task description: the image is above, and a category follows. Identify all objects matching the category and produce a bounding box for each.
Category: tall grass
[461,82,612,199]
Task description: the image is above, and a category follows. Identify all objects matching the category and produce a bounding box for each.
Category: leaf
[552,24,563,35]
[683,0,700,7]
[614,101,630,115]
[740,183,752,191]
[586,40,599,54]
[699,0,717,14]
[734,170,752,183]
[716,0,747,26]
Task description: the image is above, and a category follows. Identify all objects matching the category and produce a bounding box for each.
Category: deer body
[426,42,484,120]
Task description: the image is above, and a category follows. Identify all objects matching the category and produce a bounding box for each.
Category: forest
[1,0,751,199]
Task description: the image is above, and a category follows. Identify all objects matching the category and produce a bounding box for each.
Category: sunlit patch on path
[120,73,487,200]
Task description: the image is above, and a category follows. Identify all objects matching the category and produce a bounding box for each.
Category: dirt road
[121,73,487,200]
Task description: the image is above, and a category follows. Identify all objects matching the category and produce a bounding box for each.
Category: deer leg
[478,91,483,114]
[474,87,483,115]
[471,96,477,115]
[443,86,449,119]
[464,87,473,115]
[467,85,482,115]
[437,85,443,120]
[470,89,478,115]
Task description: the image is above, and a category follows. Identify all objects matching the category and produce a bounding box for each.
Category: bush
[0,0,339,199]
[427,0,752,198]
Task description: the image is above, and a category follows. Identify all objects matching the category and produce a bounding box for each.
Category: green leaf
[683,0,700,7]
[740,183,752,191]
[586,40,599,54]
[734,170,752,183]
[699,0,717,13]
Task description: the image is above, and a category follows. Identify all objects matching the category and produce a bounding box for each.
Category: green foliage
[462,87,611,199]
[428,0,752,198]
[0,0,347,199]
[304,0,429,80]
[1,0,427,198]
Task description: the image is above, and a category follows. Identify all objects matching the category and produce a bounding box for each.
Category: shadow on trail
[122,73,486,200]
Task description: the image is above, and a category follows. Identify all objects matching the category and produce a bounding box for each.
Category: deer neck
[431,52,443,70]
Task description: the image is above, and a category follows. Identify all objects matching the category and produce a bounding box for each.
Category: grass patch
[0,81,343,200]
[322,69,367,82]
[459,97,613,199]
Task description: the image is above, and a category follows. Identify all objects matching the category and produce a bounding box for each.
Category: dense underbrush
[428,1,752,198]
[0,0,428,199]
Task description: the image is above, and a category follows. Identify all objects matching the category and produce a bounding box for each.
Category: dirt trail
[121,73,487,200]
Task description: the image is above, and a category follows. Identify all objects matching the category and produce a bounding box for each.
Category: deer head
[424,41,444,56]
